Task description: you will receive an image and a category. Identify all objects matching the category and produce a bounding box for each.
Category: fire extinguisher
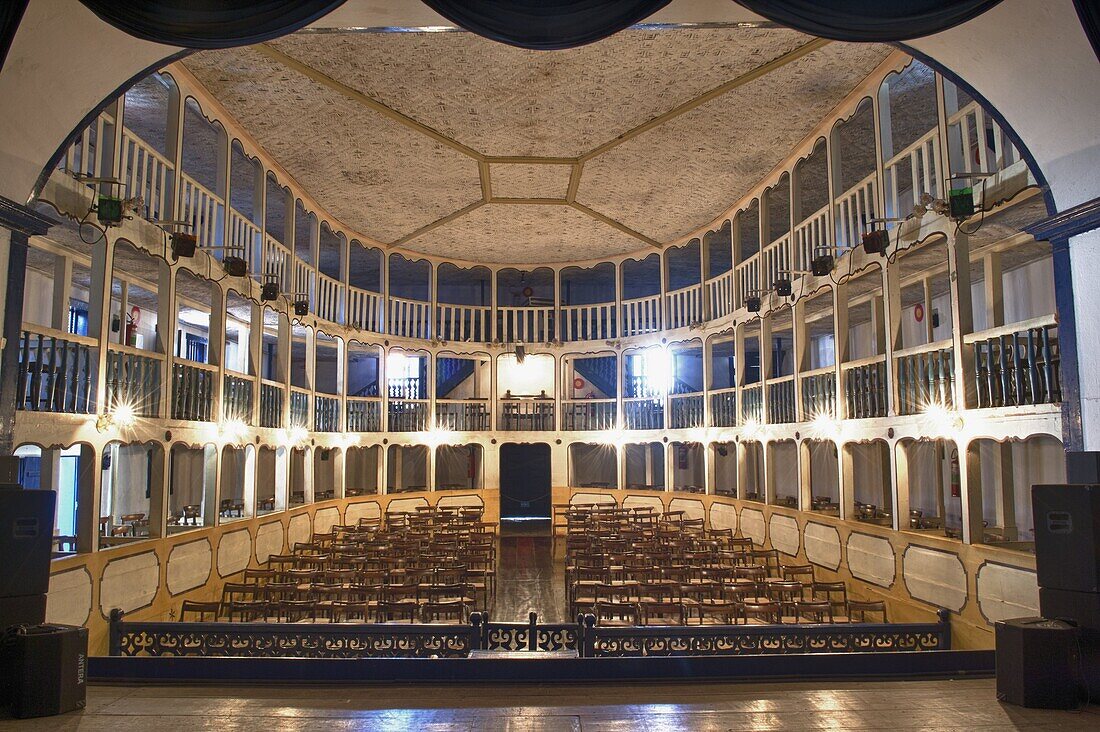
[125,306,140,347]
[949,448,961,498]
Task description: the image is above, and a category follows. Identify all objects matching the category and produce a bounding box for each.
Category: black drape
[78,0,348,49]
[1075,0,1100,61]
[420,0,672,50]
[731,0,1003,42]
[0,0,29,72]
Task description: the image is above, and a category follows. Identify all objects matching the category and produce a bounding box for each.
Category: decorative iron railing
[472,612,581,653]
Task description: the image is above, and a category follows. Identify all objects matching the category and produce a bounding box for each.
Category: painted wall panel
[217,528,252,577]
[100,551,159,615]
[769,514,800,556]
[255,521,284,563]
[903,546,968,611]
[847,533,896,587]
[669,498,705,522]
[287,513,312,547]
[314,507,341,534]
[167,539,212,595]
[709,502,737,531]
[345,501,381,525]
[804,522,841,570]
[977,563,1039,623]
[46,568,91,626]
[741,508,766,545]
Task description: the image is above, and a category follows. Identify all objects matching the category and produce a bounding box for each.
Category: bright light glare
[220,419,248,442]
[422,427,454,448]
[922,400,964,437]
[111,403,137,428]
[287,425,308,445]
[636,346,672,397]
[809,411,842,440]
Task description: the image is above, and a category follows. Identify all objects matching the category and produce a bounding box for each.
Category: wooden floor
[493,521,568,623]
[3,679,1097,730]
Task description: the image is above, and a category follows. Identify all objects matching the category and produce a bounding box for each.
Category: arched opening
[569,442,618,489]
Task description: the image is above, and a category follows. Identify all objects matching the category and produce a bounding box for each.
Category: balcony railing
[223,373,253,423]
[435,399,490,431]
[844,355,888,419]
[669,393,704,429]
[709,388,737,427]
[388,398,429,432]
[314,395,340,432]
[436,303,490,343]
[118,129,174,222]
[896,343,954,415]
[17,328,96,415]
[499,398,554,431]
[706,270,734,321]
[793,205,830,275]
[623,396,663,430]
[561,399,617,431]
[882,128,942,223]
[498,305,554,343]
[666,285,703,330]
[969,319,1060,409]
[259,381,284,428]
[289,387,310,427]
[172,361,216,421]
[620,294,661,336]
[801,367,836,419]
[835,173,877,250]
[388,296,431,340]
[106,345,161,417]
[347,286,384,333]
[346,397,382,432]
[259,235,291,290]
[767,376,796,424]
[560,302,615,342]
[177,172,224,251]
[742,384,763,423]
[315,272,345,325]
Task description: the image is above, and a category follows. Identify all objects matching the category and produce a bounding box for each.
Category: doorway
[499,443,552,522]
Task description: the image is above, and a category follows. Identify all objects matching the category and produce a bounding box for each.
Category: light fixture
[151,220,198,259]
[811,247,835,277]
[285,425,308,446]
[921,400,965,438]
[773,277,792,297]
[746,296,761,313]
[947,173,994,220]
[289,293,309,316]
[260,275,280,302]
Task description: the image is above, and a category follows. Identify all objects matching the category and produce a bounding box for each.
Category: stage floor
[2,678,1094,730]
[493,520,568,623]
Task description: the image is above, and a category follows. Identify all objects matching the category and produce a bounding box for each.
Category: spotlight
[515,341,526,364]
[811,247,835,277]
[260,276,280,302]
[861,229,890,255]
[95,402,137,432]
[948,187,976,220]
[773,278,792,297]
[170,232,197,259]
[746,296,761,313]
[223,255,248,278]
[96,195,124,225]
[293,298,309,316]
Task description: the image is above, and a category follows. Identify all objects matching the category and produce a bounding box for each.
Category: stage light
[223,256,248,278]
[96,402,137,432]
[746,296,761,313]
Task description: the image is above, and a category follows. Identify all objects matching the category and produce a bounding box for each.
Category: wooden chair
[741,600,781,624]
[374,601,419,623]
[179,600,220,622]
[811,582,849,622]
[221,582,268,621]
[794,600,833,624]
[641,600,686,626]
[781,564,815,584]
[594,601,641,627]
[420,600,468,624]
[847,599,887,623]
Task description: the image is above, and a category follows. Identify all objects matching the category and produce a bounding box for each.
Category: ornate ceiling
[183,27,891,265]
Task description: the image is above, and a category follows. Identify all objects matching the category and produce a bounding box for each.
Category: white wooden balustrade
[666,284,703,330]
[761,234,793,292]
[259,234,291,288]
[882,128,942,222]
[793,205,831,273]
[834,173,877,250]
[706,270,733,320]
[118,129,175,222]
[560,302,615,341]
[620,294,661,337]
[735,253,760,309]
[227,208,261,269]
[388,296,431,340]
[347,286,384,333]
[315,271,345,324]
[436,303,491,343]
[177,172,224,251]
[58,111,112,181]
[498,305,554,343]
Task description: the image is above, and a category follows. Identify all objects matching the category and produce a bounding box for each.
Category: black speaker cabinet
[0,593,46,631]
[1033,484,1100,593]
[2,624,87,718]
[996,617,1080,709]
[0,486,56,599]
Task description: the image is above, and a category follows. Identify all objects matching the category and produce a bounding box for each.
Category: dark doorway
[499,442,552,522]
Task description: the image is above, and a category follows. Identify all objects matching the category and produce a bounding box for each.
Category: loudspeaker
[995,617,1080,709]
[1033,484,1100,592]
[0,487,55,599]
[0,594,46,631]
[1041,587,1100,630]
[2,624,87,718]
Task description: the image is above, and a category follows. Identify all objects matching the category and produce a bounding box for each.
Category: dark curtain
[0,0,28,72]
[420,0,672,50]
[1075,0,1100,60]
[731,0,1003,41]
[78,0,348,49]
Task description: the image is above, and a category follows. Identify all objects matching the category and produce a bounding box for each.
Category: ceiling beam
[580,37,831,162]
[570,201,663,249]
[256,42,484,161]
[389,200,485,247]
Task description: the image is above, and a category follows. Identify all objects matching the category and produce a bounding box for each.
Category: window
[185,333,208,362]
[68,300,89,337]
[631,347,672,398]
[387,352,421,399]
